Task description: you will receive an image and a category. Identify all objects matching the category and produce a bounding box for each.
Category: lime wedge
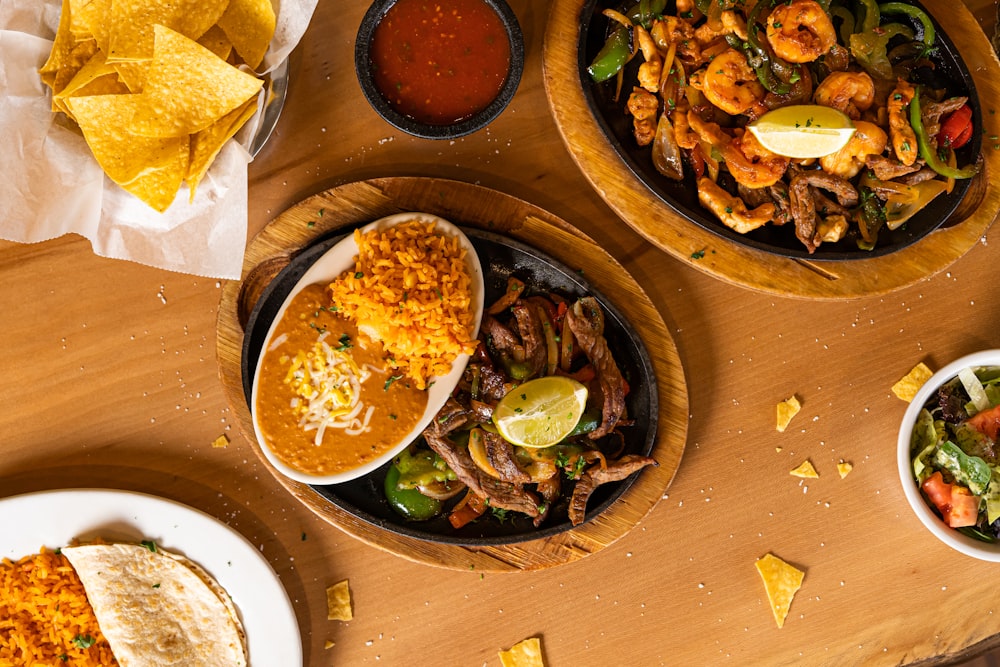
[492,376,589,449]
[747,105,856,159]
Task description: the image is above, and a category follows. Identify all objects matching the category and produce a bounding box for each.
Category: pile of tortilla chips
[39,0,276,212]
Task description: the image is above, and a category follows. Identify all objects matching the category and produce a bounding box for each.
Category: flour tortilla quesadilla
[61,543,247,666]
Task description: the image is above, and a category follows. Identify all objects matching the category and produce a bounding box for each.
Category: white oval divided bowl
[896,349,1000,561]
[251,212,485,485]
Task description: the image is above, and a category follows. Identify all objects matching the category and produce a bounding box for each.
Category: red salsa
[371,0,512,125]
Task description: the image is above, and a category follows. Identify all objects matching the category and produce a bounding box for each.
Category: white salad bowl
[897,349,1000,562]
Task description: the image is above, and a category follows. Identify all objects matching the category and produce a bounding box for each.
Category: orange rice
[0,549,118,666]
[329,220,478,390]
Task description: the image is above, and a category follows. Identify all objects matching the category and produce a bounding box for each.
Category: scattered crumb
[776,396,801,432]
[211,434,230,448]
[790,460,819,479]
[499,637,545,667]
[326,580,353,621]
[892,362,933,402]
[837,461,853,479]
[324,640,335,650]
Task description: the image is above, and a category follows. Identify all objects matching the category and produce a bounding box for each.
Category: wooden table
[2,1,999,665]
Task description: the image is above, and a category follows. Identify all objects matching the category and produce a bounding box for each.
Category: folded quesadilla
[61,543,247,666]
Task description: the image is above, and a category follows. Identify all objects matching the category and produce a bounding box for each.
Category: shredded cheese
[284,336,374,446]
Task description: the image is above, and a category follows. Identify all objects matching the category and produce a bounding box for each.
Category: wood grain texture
[543,1,1000,299]
[216,177,689,571]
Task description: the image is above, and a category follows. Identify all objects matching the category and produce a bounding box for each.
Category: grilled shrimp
[813,71,875,120]
[627,87,659,146]
[694,10,748,44]
[765,0,837,64]
[692,48,765,116]
[887,79,918,165]
[723,131,790,189]
[697,177,775,234]
[819,121,888,179]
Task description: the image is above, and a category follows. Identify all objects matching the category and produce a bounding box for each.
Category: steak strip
[566,297,626,439]
[567,455,657,526]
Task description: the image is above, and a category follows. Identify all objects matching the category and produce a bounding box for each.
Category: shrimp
[887,79,918,166]
[635,25,663,93]
[692,48,765,116]
[812,71,875,120]
[697,177,775,234]
[765,0,837,64]
[723,131,790,189]
[819,120,888,179]
[627,87,659,146]
[694,10,748,45]
[687,111,788,188]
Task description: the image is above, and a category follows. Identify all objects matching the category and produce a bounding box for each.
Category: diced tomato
[938,103,973,149]
[968,403,1000,441]
[921,471,980,528]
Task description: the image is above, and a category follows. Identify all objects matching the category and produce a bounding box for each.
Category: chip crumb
[499,637,544,667]
[776,396,801,432]
[211,433,230,448]
[892,362,933,402]
[326,579,353,621]
[324,640,335,650]
[837,461,853,479]
[790,460,818,479]
[755,553,805,629]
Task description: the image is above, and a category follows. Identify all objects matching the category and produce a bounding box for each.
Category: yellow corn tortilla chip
[499,637,545,667]
[69,0,110,50]
[187,97,258,200]
[326,580,353,621]
[66,93,189,212]
[837,461,853,479]
[52,50,120,112]
[40,0,74,88]
[217,0,276,70]
[776,395,801,432]
[755,553,804,629]
[211,434,230,449]
[113,61,148,93]
[197,24,234,62]
[790,460,818,479]
[106,0,229,62]
[892,362,933,402]
[128,25,262,138]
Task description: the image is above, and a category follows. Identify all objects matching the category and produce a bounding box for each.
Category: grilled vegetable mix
[910,366,1000,541]
[383,277,656,529]
[588,0,981,253]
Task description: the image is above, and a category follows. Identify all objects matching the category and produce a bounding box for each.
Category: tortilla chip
[755,553,804,629]
[217,0,276,70]
[187,97,258,199]
[39,0,75,88]
[892,362,933,402]
[66,94,190,212]
[70,0,110,50]
[776,395,801,432]
[499,637,545,667]
[326,580,353,621]
[129,25,262,138]
[837,461,853,479]
[114,61,148,93]
[211,434,230,448]
[790,460,818,479]
[106,0,229,62]
[197,24,234,61]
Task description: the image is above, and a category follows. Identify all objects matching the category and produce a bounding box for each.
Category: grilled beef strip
[567,455,658,526]
[865,154,923,181]
[789,171,858,252]
[423,400,540,518]
[565,297,627,439]
[483,430,531,484]
[511,301,548,379]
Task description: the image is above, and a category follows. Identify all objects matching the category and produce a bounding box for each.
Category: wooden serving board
[543,1,1000,299]
[216,177,688,571]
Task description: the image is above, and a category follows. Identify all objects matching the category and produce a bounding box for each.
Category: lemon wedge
[747,105,856,159]
[492,376,589,449]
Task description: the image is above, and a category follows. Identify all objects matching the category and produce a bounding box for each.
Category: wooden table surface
[3,1,1000,665]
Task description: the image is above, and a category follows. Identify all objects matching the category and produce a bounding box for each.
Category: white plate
[0,488,302,666]
[251,212,485,485]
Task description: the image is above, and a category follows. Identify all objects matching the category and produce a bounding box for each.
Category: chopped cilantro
[384,374,404,391]
[140,540,157,553]
[72,635,96,649]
